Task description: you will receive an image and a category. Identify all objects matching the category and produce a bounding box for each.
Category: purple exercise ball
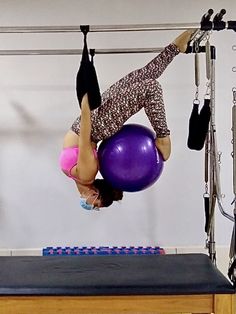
[98,124,164,192]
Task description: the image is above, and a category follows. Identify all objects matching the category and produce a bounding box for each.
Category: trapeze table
[0,253,234,314]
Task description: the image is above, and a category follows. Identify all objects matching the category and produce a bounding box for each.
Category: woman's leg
[103,77,171,160]
[143,79,171,160]
[102,30,193,102]
[102,44,179,102]
[143,80,169,138]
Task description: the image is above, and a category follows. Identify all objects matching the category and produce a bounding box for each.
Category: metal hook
[205,81,211,96]
[233,88,236,104]
[204,183,209,195]
[218,151,222,164]
[193,97,200,105]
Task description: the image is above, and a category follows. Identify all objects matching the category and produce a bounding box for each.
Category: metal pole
[0,47,164,56]
[208,55,217,265]
[0,23,200,34]
[230,93,236,262]
[233,92,236,197]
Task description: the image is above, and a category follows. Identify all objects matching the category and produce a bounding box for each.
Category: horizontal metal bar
[90,23,200,32]
[0,48,164,55]
[0,23,200,33]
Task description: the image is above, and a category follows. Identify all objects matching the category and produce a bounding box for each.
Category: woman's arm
[75,94,99,182]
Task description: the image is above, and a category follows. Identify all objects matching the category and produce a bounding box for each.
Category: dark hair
[93,179,123,208]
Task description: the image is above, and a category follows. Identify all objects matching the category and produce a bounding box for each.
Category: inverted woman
[60,30,193,210]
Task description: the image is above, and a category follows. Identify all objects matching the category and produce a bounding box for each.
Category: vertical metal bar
[195,53,200,87]
[233,94,236,196]
[231,93,236,260]
[208,57,217,264]
[205,39,211,80]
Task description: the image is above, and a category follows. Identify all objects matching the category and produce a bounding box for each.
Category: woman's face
[93,197,102,208]
[85,189,102,208]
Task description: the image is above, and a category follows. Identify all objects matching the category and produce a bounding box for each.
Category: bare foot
[155,136,171,161]
[173,30,196,53]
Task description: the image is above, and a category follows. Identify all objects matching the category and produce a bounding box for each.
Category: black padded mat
[0,254,234,296]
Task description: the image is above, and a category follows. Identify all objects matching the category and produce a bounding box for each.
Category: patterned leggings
[72,44,179,141]
[101,74,168,138]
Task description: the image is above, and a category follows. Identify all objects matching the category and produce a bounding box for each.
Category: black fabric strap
[204,195,210,232]
[76,27,101,110]
[187,98,211,151]
[187,102,201,150]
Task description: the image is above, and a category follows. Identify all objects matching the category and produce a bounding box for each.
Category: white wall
[0,0,235,250]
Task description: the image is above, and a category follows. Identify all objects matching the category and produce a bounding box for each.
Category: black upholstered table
[0,253,235,313]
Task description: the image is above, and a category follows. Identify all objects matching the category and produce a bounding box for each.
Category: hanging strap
[76,25,101,111]
[187,43,201,150]
[194,41,200,100]
[204,133,210,233]
[204,194,210,233]
[205,34,211,80]
[80,25,90,63]
[187,98,211,151]
[195,53,200,89]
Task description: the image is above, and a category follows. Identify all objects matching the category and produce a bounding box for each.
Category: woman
[60,30,193,210]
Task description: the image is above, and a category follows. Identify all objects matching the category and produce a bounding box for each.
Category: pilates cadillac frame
[0,9,235,313]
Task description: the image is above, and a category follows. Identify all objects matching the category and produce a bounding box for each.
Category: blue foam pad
[43,246,165,256]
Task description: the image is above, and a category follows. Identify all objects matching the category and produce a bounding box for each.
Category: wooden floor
[0,293,235,314]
